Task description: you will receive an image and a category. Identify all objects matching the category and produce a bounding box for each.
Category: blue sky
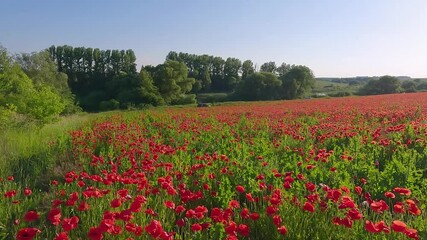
[1,0,426,77]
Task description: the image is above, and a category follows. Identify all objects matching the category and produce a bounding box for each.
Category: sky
[1,0,426,78]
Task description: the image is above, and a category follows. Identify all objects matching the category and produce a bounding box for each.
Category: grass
[312,79,361,95]
[0,113,97,187]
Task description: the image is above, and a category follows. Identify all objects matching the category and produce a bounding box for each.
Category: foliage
[359,75,402,95]
[280,65,316,99]
[15,50,79,114]
[149,60,195,104]
[232,72,282,101]
[0,48,65,125]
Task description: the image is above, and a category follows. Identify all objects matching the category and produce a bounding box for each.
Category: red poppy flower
[164,200,175,209]
[191,223,203,232]
[365,220,381,233]
[236,185,245,193]
[384,191,395,198]
[347,209,362,220]
[145,220,164,238]
[87,227,103,240]
[62,216,79,231]
[175,205,186,214]
[225,221,237,235]
[240,208,250,219]
[277,225,288,235]
[54,232,69,240]
[266,205,278,215]
[393,202,405,214]
[237,224,250,237]
[407,201,421,216]
[110,198,121,208]
[370,200,389,213]
[273,215,282,226]
[405,228,419,239]
[24,211,39,222]
[250,212,260,221]
[48,208,61,225]
[176,219,185,227]
[393,187,411,196]
[354,186,362,195]
[16,228,41,240]
[391,220,407,233]
[305,182,316,192]
[24,187,32,196]
[303,201,315,212]
[78,201,90,211]
[4,190,16,198]
[228,200,240,209]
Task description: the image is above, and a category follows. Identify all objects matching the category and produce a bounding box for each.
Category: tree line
[46,46,316,111]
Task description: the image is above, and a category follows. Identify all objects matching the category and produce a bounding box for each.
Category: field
[1,93,427,240]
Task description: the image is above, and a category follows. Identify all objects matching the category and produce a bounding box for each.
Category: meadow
[1,93,426,240]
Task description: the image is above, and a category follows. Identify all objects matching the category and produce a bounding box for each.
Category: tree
[210,56,225,91]
[0,47,65,125]
[105,71,164,108]
[280,65,315,99]
[223,57,241,91]
[241,60,255,80]
[151,60,195,104]
[276,62,292,77]
[359,75,401,95]
[401,81,416,93]
[260,61,277,74]
[16,50,78,114]
[233,72,282,101]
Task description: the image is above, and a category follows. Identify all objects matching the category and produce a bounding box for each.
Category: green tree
[152,60,195,104]
[260,61,277,73]
[280,65,315,99]
[401,81,417,93]
[276,62,292,77]
[0,47,65,124]
[233,72,282,101]
[359,75,401,95]
[105,70,164,108]
[223,57,241,91]
[241,60,255,80]
[16,50,78,114]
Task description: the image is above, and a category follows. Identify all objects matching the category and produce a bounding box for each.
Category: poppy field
[1,93,427,240]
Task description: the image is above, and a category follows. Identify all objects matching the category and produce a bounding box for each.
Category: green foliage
[150,60,195,104]
[401,81,417,93]
[260,61,277,73]
[0,48,65,125]
[26,85,66,123]
[280,65,315,99]
[16,50,78,114]
[99,99,120,111]
[232,72,282,101]
[359,75,401,95]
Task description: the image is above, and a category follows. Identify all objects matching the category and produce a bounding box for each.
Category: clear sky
[1,0,426,78]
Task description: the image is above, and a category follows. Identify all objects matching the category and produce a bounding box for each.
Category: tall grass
[0,113,95,188]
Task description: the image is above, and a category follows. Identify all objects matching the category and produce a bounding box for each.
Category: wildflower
[16,228,41,240]
[24,211,39,222]
[391,220,407,233]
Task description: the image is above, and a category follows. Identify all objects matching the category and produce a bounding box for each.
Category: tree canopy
[359,76,401,95]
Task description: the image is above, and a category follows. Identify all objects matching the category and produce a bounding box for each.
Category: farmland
[1,93,426,240]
